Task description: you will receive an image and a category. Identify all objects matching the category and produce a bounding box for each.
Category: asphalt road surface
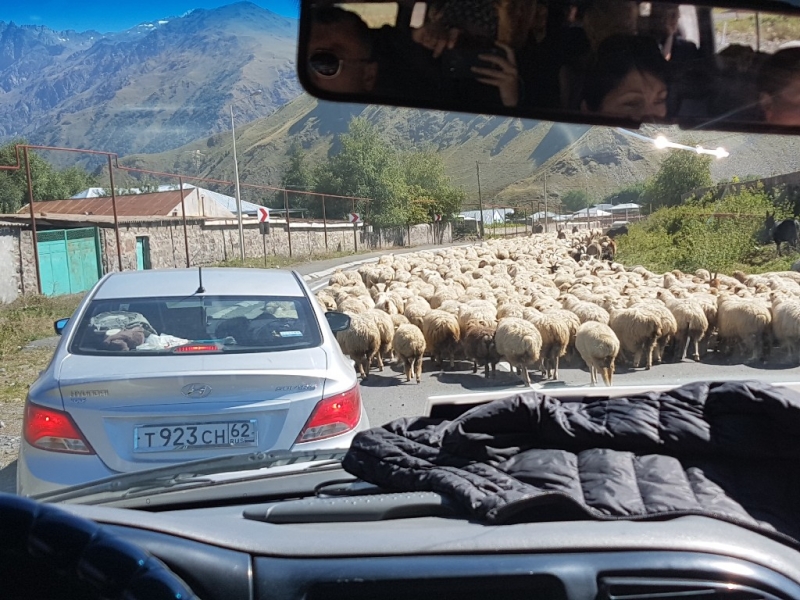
[356,354,800,427]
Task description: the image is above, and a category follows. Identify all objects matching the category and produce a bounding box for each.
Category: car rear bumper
[16,408,370,497]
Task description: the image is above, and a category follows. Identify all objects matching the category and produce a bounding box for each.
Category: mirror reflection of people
[559,0,639,109]
[582,35,669,122]
[307,7,377,94]
[757,48,800,127]
[470,42,520,107]
[642,2,699,63]
[581,0,638,51]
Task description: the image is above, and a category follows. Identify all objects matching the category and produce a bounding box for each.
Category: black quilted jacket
[342,380,800,547]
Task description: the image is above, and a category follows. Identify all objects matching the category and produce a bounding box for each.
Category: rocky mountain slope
[0,2,301,157]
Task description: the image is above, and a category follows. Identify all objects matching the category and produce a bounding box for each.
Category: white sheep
[523,311,570,380]
[575,321,620,386]
[365,309,395,367]
[771,294,800,363]
[656,290,709,362]
[716,295,772,362]
[391,314,410,330]
[495,317,543,386]
[392,324,426,383]
[609,307,662,370]
[336,313,382,379]
[404,300,431,330]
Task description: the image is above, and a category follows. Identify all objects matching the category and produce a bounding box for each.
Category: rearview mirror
[298,0,800,135]
[54,318,69,336]
[325,311,351,332]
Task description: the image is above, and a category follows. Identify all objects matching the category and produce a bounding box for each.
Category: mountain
[122,94,608,202]
[122,93,800,207]
[0,2,302,157]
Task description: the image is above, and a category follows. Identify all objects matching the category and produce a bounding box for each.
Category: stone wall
[0,228,42,303]
[102,220,452,273]
[0,228,21,303]
[4,218,453,302]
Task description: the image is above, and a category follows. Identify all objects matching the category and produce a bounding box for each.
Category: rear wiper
[32,449,348,504]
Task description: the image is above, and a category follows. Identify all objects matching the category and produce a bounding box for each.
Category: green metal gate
[37,228,102,296]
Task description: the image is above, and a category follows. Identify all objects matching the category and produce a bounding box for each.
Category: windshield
[2,0,800,506]
[70,296,320,354]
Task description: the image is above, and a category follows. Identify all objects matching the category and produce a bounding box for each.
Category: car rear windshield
[69,296,322,355]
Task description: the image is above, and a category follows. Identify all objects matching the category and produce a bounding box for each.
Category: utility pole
[231,104,245,261]
[543,170,548,233]
[476,161,485,239]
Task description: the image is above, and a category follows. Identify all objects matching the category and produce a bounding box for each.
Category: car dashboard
[43,491,800,600]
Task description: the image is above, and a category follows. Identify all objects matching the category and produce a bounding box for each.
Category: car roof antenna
[196,267,206,294]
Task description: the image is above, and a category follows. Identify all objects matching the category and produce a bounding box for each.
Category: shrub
[617,187,792,274]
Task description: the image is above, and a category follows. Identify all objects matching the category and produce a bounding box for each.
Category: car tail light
[24,403,94,454]
[174,344,220,353]
[296,385,362,443]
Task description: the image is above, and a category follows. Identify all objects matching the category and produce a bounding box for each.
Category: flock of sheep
[313,230,800,386]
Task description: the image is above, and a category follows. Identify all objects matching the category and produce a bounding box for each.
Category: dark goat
[765,211,800,256]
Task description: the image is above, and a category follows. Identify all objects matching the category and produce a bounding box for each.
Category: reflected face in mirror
[758,48,800,126]
[308,7,377,95]
[600,69,668,120]
[582,35,669,122]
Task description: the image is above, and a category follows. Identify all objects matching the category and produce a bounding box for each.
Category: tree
[401,150,465,224]
[561,190,591,212]
[0,140,97,213]
[281,142,317,213]
[314,118,408,227]
[644,150,713,208]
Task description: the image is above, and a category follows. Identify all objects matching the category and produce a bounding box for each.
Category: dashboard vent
[598,577,781,600]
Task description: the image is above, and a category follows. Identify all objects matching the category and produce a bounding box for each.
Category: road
[4,243,800,493]
[295,245,800,427]
[356,354,800,427]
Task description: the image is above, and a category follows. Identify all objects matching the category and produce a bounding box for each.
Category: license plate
[134,420,258,453]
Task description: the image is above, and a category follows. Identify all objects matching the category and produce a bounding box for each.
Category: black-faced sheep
[462,324,500,377]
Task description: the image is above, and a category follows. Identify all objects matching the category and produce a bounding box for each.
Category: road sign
[350,213,361,224]
[434,214,442,222]
[257,207,270,223]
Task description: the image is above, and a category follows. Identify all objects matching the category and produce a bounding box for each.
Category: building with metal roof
[21,188,238,219]
[71,185,265,216]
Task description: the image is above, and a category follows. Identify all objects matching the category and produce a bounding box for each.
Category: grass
[732,246,797,274]
[0,294,83,403]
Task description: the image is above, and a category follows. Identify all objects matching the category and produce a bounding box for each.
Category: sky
[1,0,299,33]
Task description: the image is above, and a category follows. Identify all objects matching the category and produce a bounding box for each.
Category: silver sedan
[17,268,367,496]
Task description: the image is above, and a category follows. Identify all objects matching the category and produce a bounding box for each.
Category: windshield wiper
[32,448,348,504]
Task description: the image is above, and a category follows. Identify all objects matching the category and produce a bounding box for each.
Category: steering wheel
[0,493,200,599]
